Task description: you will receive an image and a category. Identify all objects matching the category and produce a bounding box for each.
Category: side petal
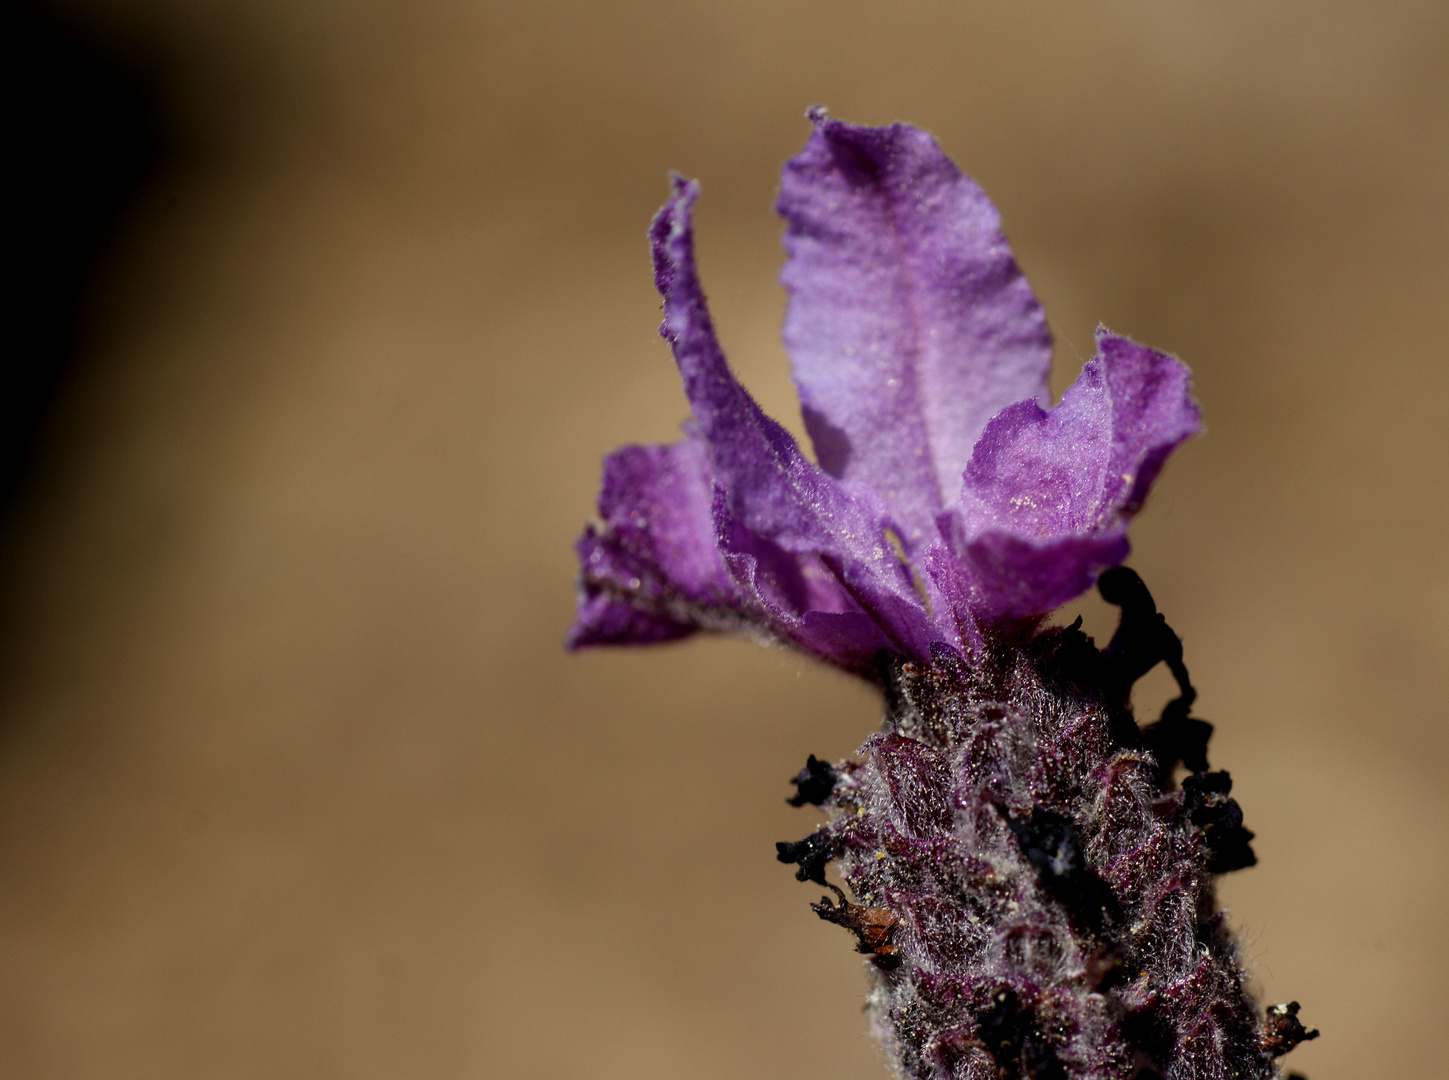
[566,437,745,648]
[949,329,1201,621]
[776,111,1052,547]
[716,507,898,669]
[568,589,697,648]
[652,176,938,663]
[958,529,1131,626]
[916,538,980,653]
[1094,330,1203,513]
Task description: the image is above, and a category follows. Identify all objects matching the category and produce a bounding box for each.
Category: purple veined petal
[566,436,749,649]
[916,538,980,652]
[1093,330,1204,512]
[712,485,857,619]
[651,175,940,665]
[776,110,1053,549]
[717,507,898,668]
[947,328,1202,621]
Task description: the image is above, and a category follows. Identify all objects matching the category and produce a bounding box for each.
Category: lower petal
[960,528,1131,624]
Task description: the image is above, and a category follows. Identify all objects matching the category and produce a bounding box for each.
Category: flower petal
[568,589,697,648]
[776,111,1052,547]
[948,328,1201,620]
[957,529,1131,625]
[652,175,938,665]
[566,437,743,648]
[716,504,898,668]
[916,538,981,651]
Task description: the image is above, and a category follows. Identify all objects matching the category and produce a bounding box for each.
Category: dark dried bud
[774,830,835,885]
[1181,770,1258,873]
[1141,703,1215,777]
[811,884,900,965]
[1262,1002,1320,1056]
[1097,567,1190,700]
[786,754,838,807]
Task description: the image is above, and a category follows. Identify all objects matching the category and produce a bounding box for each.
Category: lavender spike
[569,113,1314,1080]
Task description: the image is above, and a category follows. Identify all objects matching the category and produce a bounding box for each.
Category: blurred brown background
[1,2,1445,1077]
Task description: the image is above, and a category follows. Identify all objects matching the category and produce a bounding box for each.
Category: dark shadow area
[2,1,169,513]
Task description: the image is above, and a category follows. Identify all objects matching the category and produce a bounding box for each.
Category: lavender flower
[568,111,1316,1080]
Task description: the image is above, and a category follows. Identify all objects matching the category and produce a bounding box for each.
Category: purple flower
[568,114,1314,1080]
[568,111,1200,672]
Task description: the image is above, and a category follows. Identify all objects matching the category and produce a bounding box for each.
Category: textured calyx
[778,573,1309,1080]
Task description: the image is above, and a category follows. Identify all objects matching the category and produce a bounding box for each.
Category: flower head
[569,112,1199,673]
[568,115,1313,1080]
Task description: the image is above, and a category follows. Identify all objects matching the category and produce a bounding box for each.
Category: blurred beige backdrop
[1,2,1446,1078]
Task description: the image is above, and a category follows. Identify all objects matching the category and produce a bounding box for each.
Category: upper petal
[652,175,939,664]
[948,328,1201,621]
[776,111,1052,547]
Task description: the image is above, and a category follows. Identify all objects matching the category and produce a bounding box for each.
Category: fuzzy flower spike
[569,112,1315,1080]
